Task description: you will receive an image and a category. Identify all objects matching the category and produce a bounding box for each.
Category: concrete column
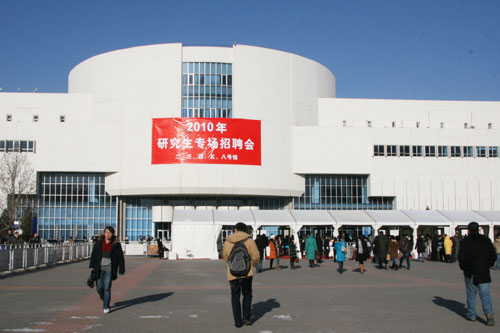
[488,223,494,240]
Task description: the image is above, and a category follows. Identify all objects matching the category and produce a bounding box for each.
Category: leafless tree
[0,153,36,231]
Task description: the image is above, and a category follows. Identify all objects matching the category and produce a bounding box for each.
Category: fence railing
[0,243,93,273]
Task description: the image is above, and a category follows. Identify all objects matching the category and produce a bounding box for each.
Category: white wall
[292,98,500,210]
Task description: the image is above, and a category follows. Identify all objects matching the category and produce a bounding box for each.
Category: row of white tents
[167,209,500,259]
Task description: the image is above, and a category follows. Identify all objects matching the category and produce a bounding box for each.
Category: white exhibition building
[1,43,499,258]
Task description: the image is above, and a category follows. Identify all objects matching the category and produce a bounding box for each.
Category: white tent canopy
[166,209,500,259]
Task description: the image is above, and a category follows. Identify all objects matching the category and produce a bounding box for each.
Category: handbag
[86,270,96,289]
[386,254,391,261]
[294,257,299,263]
[315,251,320,260]
[341,244,347,254]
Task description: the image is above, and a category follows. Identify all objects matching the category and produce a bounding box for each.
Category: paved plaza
[0,257,499,332]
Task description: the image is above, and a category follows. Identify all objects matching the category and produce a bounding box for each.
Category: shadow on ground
[113,292,174,311]
[251,298,280,324]
[432,296,487,324]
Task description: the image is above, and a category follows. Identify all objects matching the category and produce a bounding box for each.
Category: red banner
[152,118,261,165]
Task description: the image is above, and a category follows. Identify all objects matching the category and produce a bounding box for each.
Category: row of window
[374,145,499,158]
[181,108,232,118]
[358,120,493,129]
[5,114,66,122]
[0,140,36,153]
[183,74,232,86]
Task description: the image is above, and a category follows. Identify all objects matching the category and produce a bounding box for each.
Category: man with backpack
[222,222,260,328]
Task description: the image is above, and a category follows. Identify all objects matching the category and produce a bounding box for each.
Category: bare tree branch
[0,153,36,231]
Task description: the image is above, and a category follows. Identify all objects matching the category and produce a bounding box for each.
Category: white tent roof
[365,210,414,225]
[252,210,295,226]
[474,211,500,224]
[213,210,255,225]
[327,210,374,225]
[402,210,452,225]
[172,210,213,224]
[290,210,335,225]
[438,210,490,225]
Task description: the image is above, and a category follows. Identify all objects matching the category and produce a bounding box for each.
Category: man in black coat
[458,222,496,326]
[254,234,266,273]
[315,234,323,263]
[374,230,389,269]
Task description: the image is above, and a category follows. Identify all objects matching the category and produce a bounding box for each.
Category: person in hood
[89,226,125,314]
[458,222,496,326]
[222,222,260,328]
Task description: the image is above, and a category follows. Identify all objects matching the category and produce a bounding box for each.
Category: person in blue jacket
[305,232,318,268]
[334,236,347,274]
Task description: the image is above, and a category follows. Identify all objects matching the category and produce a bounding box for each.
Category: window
[387,145,398,156]
[451,146,461,157]
[182,62,232,118]
[463,146,473,157]
[6,114,12,122]
[438,146,448,157]
[33,115,39,122]
[399,145,410,157]
[425,145,436,157]
[412,146,423,157]
[1,140,36,153]
[476,146,486,158]
[374,145,385,156]
[60,115,66,122]
[489,146,498,158]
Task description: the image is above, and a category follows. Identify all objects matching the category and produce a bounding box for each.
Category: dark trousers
[308,259,314,267]
[399,252,411,269]
[230,277,253,326]
[377,254,388,269]
[290,258,295,269]
[338,261,344,272]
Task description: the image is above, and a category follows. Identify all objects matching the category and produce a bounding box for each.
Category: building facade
[1,43,499,246]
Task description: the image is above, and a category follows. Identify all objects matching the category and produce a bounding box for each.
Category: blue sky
[0,0,499,100]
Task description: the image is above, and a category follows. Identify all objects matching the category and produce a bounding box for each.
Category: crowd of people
[246,229,500,276]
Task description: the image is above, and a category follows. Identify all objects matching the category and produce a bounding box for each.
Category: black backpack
[228,237,252,277]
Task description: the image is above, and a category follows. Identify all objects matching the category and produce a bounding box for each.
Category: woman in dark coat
[289,237,298,270]
[355,235,369,274]
[89,226,125,313]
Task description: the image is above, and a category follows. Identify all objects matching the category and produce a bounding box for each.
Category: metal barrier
[0,243,93,273]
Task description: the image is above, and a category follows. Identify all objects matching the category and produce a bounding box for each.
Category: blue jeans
[256,258,263,272]
[418,253,425,262]
[96,270,112,309]
[399,252,411,268]
[496,254,500,270]
[464,276,494,319]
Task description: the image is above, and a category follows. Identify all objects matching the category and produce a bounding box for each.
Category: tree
[0,153,36,232]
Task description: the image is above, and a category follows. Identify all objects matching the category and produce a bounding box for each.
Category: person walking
[323,235,330,260]
[374,230,389,270]
[29,232,41,245]
[254,234,266,273]
[356,235,368,274]
[399,235,413,270]
[289,237,298,270]
[305,233,318,268]
[444,235,453,263]
[388,236,401,270]
[315,234,323,263]
[416,235,426,262]
[458,222,496,326]
[269,235,280,270]
[89,226,125,314]
[334,236,347,273]
[222,222,260,328]
[495,233,500,270]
